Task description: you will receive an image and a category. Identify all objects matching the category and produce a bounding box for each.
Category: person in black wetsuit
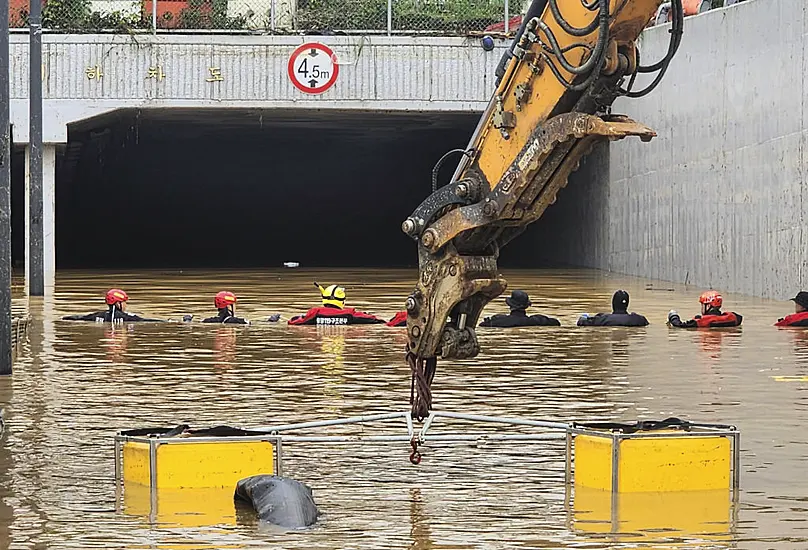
[479,290,561,327]
[62,289,163,323]
[577,290,649,327]
[203,291,249,325]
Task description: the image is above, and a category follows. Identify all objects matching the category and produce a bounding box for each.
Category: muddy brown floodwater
[0,268,807,549]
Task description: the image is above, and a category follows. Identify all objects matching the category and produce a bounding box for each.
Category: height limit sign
[288,43,339,95]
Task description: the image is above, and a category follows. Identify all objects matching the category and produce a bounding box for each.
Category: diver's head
[699,291,723,315]
[791,291,808,314]
[105,288,129,311]
[317,282,346,309]
[505,290,531,312]
[612,290,629,313]
[214,291,237,315]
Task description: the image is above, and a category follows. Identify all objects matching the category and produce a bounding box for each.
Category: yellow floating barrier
[564,419,740,494]
[115,426,280,526]
[564,419,740,540]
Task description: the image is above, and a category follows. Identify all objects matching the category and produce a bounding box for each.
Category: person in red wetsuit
[775,291,808,327]
[667,291,742,328]
[386,311,407,327]
[288,283,385,326]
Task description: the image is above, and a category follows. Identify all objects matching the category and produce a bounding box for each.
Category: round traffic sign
[287,43,339,95]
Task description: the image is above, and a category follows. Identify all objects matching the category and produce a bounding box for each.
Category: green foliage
[34,0,149,32]
[26,0,501,32]
[177,0,247,29]
[43,0,91,29]
[296,0,504,33]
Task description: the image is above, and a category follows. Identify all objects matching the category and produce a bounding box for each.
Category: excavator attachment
[402,0,684,419]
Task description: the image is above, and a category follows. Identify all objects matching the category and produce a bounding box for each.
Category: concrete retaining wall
[542,0,807,299]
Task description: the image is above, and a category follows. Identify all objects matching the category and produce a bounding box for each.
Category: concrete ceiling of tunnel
[67,108,480,141]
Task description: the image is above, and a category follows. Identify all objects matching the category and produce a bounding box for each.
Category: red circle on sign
[288,42,339,95]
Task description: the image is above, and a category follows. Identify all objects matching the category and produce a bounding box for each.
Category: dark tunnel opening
[58,109,480,268]
[55,108,588,269]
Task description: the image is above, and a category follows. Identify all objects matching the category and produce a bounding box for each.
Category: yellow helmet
[316,282,346,309]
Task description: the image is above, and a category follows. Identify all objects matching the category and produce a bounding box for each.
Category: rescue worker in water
[667,291,743,328]
[63,289,163,322]
[203,291,249,324]
[479,290,560,327]
[775,291,808,327]
[577,290,649,327]
[289,283,385,326]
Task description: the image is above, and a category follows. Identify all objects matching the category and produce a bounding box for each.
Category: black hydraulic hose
[432,149,473,192]
[623,0,683,97]
[623,47,640,92]
[536,0,609,76]
[581,0,599,9]
[542,42,593,55]
[548,0,599,36]
[638,0,683,73]
[495,0,549,84]
[542,51,606,92]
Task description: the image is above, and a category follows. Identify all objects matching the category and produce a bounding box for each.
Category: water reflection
[0,268,806,548]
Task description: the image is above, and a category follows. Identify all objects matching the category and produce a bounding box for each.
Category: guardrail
[11,316,29,361]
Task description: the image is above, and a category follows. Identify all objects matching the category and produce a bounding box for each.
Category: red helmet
[215,291,237,310]
[699,291,723,309]
[105,288,129,306]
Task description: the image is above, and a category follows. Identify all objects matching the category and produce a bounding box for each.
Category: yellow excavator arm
[402,0,684,419]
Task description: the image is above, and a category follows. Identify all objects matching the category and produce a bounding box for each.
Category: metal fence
[10,316,28,362]
[7,0,516,34]
[6,0,747,34]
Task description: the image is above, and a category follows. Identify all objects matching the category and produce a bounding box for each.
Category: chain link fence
[7,0,515,33]
[7,0,746,33]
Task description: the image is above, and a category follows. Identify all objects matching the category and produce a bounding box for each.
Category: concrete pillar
[25,143,55,289]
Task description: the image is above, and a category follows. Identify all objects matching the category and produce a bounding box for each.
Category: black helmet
[505,290,531,310]
[612,290,630,312]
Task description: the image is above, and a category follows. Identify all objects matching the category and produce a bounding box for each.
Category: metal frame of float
[114,410,570,489]
[562,422,741,536]
[115,412,741,486]
[563,422,741,497]
[115,411,741,531]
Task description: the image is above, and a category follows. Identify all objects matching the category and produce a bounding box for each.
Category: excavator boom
[402,0,684,419]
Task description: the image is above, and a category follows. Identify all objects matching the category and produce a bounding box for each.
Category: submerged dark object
[235,475,318,528]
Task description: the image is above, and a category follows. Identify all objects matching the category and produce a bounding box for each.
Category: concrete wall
[7,34,505,142]
[542,0,807,299]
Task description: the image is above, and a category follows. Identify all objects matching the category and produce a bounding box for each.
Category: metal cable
[409,354,437,421]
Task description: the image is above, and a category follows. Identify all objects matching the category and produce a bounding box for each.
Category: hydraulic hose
[536,0,609,76]
[548,0,599,36]
[623,0,683,97]
[432,149,473,192]
[495,0,549,85]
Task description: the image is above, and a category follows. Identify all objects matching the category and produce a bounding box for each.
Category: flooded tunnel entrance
[57,109,481,269]
[56,108,594,270]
